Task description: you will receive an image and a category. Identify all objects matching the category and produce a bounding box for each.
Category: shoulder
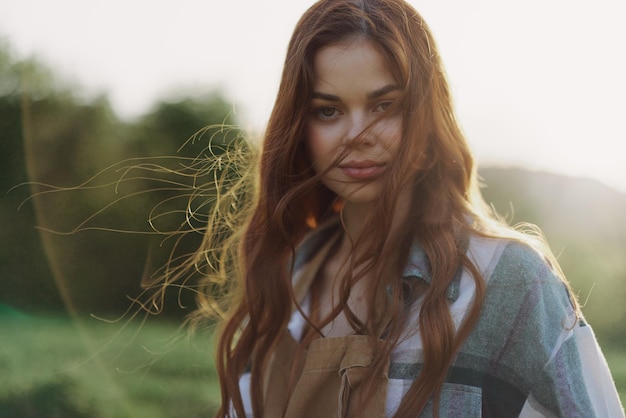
[471,236,567,295]
[467,235,578,335]
[460,238,579,381]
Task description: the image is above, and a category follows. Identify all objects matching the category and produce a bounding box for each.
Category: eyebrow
[367,84,401,99]
[311,84,401,102]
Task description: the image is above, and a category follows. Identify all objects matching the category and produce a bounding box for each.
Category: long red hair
[191,0,538,416]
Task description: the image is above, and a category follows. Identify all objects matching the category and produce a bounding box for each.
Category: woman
[183,0,623,416]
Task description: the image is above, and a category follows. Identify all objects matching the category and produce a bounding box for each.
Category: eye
[374,100,394,112]
[314,106,340,121]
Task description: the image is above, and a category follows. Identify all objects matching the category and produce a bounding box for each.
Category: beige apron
[262,233,389,418]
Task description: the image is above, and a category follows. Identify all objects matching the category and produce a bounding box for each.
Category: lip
[339,160,386,179]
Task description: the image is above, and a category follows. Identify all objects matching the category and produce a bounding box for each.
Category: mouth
[338,160,386,179]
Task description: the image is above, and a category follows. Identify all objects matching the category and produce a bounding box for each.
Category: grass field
[2,312,624,416]
[0,313,220,418]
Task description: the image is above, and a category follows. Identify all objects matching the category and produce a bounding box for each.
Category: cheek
[305,124,336,167]
[377,116,403,154]
[304,126,326,175]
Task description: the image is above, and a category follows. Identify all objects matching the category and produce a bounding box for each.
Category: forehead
[312,37,395,91]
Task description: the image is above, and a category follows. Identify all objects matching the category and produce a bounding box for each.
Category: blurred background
[1,0,624,416]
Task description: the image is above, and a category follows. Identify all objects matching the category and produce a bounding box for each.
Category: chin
[336,188,383,207]
[321,178,386,207]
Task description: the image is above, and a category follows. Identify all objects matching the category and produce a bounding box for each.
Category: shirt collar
[296,217,463,303]
[402,241,462,302]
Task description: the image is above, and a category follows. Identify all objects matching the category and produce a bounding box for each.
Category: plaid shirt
[241,221,624,417]
[383,236,623,417]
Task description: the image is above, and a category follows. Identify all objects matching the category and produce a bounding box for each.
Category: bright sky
[1,0,625,192]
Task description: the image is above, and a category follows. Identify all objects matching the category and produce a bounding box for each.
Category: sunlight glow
[0,0,624,192]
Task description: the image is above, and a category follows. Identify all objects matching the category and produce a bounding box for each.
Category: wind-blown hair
[184,0,578,417]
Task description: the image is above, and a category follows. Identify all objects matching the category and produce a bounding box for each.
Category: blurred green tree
[1,39,243,317]
[0,42,64,312]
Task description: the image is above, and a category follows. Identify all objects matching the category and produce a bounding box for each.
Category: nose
[344,112,373,145]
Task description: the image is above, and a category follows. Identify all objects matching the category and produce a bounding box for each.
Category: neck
[341,201,374,241]
[340,190,413,251]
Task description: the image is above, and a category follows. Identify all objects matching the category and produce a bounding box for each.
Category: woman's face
[306,37,403,209]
